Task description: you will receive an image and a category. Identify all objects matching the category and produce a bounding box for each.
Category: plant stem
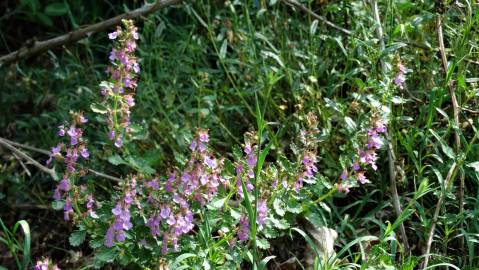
[370,0,409,253]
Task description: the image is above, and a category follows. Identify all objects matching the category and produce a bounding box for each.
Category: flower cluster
[393,61,407,90]
[141,129,225,254]
[338,118,386,193]
[295,112,320,191]
[34,258,60,270]
[105,177,137,247]
[235,134,257,198]
[48,113,89,221]
[102,19,140,148]
[237,214,249,242]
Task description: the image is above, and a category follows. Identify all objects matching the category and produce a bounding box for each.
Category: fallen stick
[0,0,182,66]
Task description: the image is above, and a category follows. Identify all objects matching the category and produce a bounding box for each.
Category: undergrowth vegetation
[1,0,479,269]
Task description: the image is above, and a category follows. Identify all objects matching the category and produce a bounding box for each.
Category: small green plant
[0,218,31,270]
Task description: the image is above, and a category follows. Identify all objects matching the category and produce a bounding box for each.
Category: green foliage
[1,0,479,269]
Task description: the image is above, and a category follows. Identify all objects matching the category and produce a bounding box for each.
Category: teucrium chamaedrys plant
[43,18,395,269]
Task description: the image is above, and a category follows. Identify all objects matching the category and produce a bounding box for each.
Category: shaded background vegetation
[1,0,479,269]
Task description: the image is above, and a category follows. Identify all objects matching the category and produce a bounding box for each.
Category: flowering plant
[42,19,392,269]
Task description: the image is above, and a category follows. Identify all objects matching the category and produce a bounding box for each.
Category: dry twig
[422,14,464,269]
[0,138,58,179]
[0,137,122,182]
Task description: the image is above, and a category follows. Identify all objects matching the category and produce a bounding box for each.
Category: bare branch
[423,14,464,269]
[0,0,183,66]
[0,137,122,182]
[0,138,58,179]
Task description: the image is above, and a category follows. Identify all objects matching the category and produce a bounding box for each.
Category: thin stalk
[370,0,409,252]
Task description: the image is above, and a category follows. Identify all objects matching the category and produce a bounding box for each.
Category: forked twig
[0,138,58,179]
[0,137,121,182]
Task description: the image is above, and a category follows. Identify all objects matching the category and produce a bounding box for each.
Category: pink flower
[108,31,118,40]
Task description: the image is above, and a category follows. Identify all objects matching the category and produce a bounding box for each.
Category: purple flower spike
[238,215,249,242]
[256,199,267,226]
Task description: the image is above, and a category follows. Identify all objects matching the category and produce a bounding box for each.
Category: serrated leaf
[263,226,279,239]
[257,238,271,250]
[271,217,290,230]
[69,230,86,247]
[89,238,104,249]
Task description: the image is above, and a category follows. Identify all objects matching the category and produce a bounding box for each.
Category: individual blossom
[34,258,60,270]
[86,194,98,219]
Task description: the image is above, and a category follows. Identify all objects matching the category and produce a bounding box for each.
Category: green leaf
[379,42,407,58]
[310,19,319,35]
[90,103,108,114]
[219,39,228,60]
[169,253,197,269]
[467,161,479,172]
[209,197,227,209]
[69,230,86,247]
[13,220,31,269]
[286,198,302,214]
[94,248,118,263]
[271,217,290,230]
[273,198,285,216]
[257,238,270,250]
[429,129,455,159]
[44,3,69,16]
[51,200,64,210]
[344,116,357,132]
[258,255,276,270]
[108,154,126,166]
